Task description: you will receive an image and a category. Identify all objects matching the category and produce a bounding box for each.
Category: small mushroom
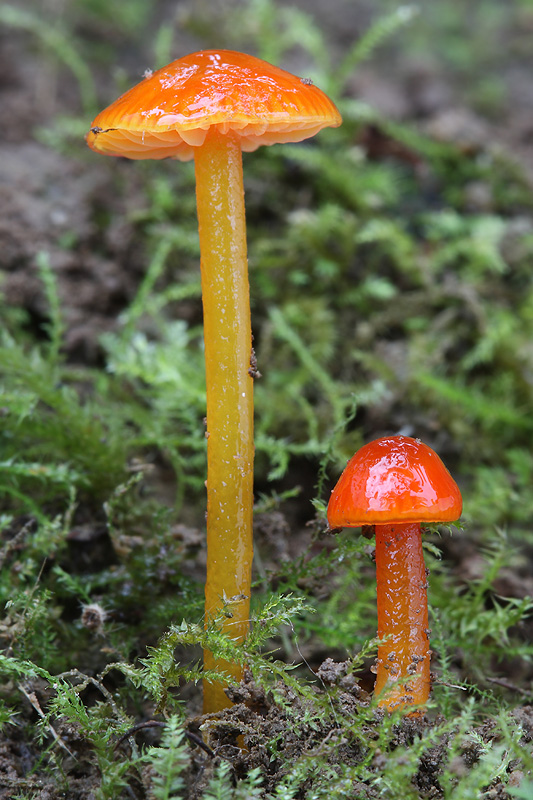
[86,50,341,713]
[327,435,462,712]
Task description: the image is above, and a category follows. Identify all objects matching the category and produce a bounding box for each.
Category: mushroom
[327,435,462,712]
[86,50,341,713]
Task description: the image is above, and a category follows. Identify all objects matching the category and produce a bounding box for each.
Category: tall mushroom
[327,436,462,712]
[86,49,341,713]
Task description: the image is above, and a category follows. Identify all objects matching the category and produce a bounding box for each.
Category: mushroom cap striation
[327,435,462,528]
[86,49,342,161]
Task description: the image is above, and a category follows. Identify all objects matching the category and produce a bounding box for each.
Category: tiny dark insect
[301,77,314,85]
[248,347,261,378]
[91,126,103,134]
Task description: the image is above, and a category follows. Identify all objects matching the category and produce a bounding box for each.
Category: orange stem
[374,522,431,712]
[194,129,254,714]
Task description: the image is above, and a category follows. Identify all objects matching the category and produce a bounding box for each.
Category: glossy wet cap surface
[327,435,462,528]
[86,49,342,161]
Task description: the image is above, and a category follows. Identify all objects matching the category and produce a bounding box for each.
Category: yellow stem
[194,129,254,714]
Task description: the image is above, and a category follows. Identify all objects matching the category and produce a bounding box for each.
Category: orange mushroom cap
[327,436,462,528]
[86,49,342,161]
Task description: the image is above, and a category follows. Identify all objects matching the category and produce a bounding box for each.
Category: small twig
[114,720,215,758]
[185,729,215,757]
[432,679,468,691]
[55,668,141,758]
[0,520,35,570]
[114,720,166,751]
[18,684,75,759]
[487,677,533,698]
[57,668,130,722]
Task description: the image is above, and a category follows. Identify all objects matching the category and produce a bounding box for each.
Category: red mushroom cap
[86,49,342,161]
[327,435,462,528]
